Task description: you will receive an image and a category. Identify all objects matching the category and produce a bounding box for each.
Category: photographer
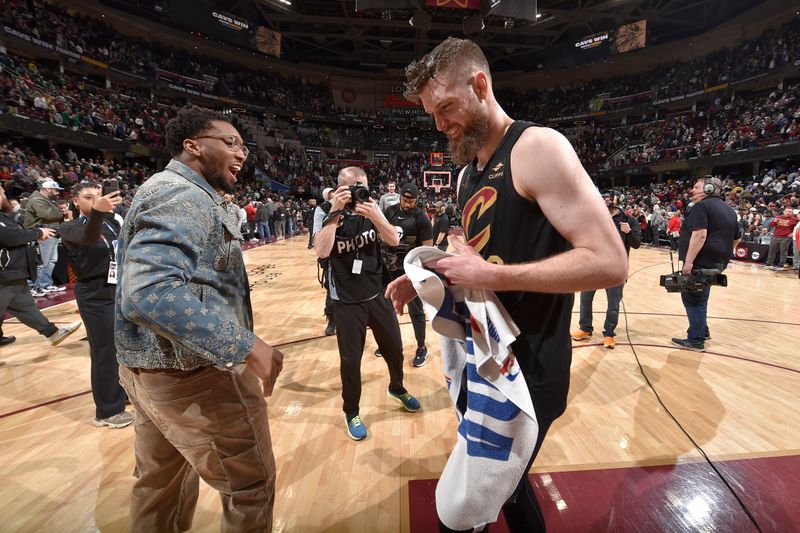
[0,184,81,347]
[673,176,740,351]
[380,183,433,366]
[572,192,641,349]
[59,181,132,428]
[315,166,420,441]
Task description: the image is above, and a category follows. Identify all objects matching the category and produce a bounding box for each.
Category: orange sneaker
[603,336,616,349]
[571,329,591,341]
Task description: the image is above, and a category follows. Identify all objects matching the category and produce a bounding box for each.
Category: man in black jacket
[0,184,81,352]
[572,191,642,349]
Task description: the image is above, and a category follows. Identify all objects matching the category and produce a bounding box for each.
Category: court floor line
[0,390,92,420]
[573,341,800,374]
[3,338,795,421]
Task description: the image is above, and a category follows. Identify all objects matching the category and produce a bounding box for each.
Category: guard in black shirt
[674,176,740,351]
[314,166,421,441]
[60,181,133,428]
[381,182,433,366]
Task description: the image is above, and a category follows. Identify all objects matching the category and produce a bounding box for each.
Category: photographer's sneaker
[671,338,705,352]
[387,389,420,412]
[344,414,367,441]
[324,321,336,336]
[43,285,66,293]
[412,346,428,367]
[93,411,134,429]
[30,288,47,298]
[603,336,616,349]
[47,320,82,346]
[571,329,591,341]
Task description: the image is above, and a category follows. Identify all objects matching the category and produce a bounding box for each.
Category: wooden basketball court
[1,236,798,531]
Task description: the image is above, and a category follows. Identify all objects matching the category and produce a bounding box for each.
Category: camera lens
[355,187,370,202]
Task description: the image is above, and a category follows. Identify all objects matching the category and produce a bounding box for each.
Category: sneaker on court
[374,348,382,357]
[0,335,17,347]
[571,329,591,341]
[387,389,420,412]
[704,329,711,340]
[671,337,705,352]
[93,411,134,429]
[47,320,82,346]
[603,336,616,349]
[412,346,428,367]
[30,287,47,298]
[344,414,367,441]
[324,322,336,336]
[43,285,66,293]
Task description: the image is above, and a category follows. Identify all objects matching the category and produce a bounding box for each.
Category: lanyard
[79,215,118,260]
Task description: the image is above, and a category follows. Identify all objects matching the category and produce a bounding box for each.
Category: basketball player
[388,38,628,532]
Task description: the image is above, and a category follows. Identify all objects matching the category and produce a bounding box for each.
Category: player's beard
[447,98,489,165]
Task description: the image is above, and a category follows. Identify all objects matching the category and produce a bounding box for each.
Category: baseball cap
[39,179,63,190]
[400,183,419,199]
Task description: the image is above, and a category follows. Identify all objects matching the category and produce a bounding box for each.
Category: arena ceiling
[227,0,765,73]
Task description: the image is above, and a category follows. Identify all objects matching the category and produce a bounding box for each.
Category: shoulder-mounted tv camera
[660,269,727,293]
[660,248,727,292]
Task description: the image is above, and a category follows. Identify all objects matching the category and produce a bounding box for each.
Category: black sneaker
[704,329,711,340]
[412,346,428,367]
[374,348,382,357]
[0,335,16,347]
[671,338,705,352]
[325,322,336,336]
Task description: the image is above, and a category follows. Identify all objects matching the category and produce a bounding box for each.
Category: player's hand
[620,222,631,234]
[330,186,352,212]
[38,227,56,241]
[94,191,122,213]
[353,198,380,222]
[385,274,418,315]
[425,235,493,289]
[244,337,284,397]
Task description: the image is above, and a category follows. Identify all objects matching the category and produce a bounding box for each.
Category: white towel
[404,246,539,532]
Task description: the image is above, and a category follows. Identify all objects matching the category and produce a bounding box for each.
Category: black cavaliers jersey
[458,121,574,401]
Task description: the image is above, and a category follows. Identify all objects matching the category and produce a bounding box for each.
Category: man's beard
[447,101,489,165]
[220,179,238,195]
[209,171,238,194]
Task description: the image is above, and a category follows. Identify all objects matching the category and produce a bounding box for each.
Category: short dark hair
[72,180,101,196]
[404,37,490,102]
[165,106,229,157]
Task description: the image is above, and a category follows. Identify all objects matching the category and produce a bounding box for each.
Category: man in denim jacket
[115,106,283,532]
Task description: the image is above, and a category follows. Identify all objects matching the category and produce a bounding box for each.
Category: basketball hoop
[432,177,442,195]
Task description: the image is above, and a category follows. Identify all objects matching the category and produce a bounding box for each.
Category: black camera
[346,184,370,210]
[660,269,727,293]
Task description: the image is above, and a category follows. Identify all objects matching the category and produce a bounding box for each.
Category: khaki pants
[119,364,275,533]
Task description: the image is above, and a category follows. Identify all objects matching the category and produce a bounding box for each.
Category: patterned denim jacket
[115,160,256,370]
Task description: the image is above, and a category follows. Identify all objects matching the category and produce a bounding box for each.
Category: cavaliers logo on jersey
[461,186,497,253]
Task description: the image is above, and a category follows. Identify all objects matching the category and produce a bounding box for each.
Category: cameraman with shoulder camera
[380,183,433,366]
[315,166,420,441]
[673,176,740,352]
